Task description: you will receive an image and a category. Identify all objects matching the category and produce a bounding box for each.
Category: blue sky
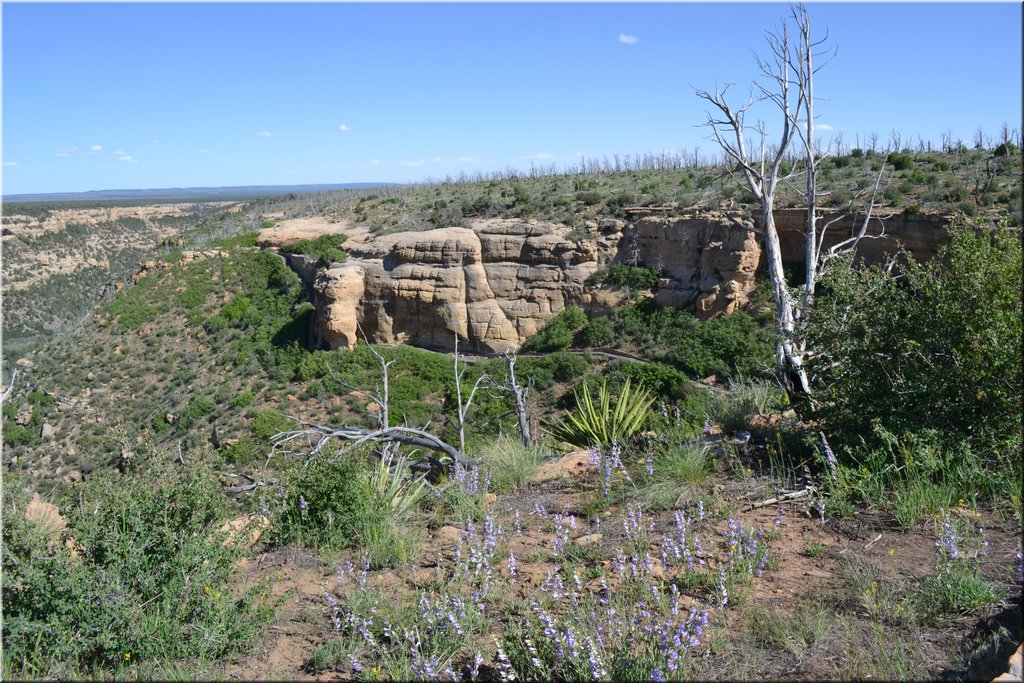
[2,2,1021,195]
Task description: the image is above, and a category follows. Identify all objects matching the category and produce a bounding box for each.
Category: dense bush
[521,307,588,353]
[280,233,348,267]
[887,152,914,171]
[807,214,1022,464]
[587,263,661,291]
[2,468,271,678]
[271,451,382,551]
[575,299,773,381]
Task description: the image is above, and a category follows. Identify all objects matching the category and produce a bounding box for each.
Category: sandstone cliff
[262,212,766,353]
[257,207,951,354]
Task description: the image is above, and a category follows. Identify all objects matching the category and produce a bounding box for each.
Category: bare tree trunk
[452,334,489,457]
[505,352,532,447]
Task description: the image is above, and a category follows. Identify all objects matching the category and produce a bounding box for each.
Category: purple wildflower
[935,513,960,560]
[820,432,837,471]
[298,495,308,510]
[471,651,483,680]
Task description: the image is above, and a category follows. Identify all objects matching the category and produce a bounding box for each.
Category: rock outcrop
[261,207,951,354]
[771,207,950,264]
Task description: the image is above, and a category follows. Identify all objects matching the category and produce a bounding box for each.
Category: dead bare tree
[696,4,884,399]
[452,334,491,457]
[504,351,533,447]
[0,369,17,404]
[695,12,811,396]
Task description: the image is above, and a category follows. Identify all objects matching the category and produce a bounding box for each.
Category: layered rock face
[311,222,616,353]
[267,207,950,354]
[771,207,950,264]
[294,213,764,353]
[627,209,761,316]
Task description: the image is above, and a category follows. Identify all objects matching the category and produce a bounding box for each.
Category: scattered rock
[528,450,595,484]
[14,408,32,426]
[218,514,271,550]
[574,533,603,547]
[39,422,55,440]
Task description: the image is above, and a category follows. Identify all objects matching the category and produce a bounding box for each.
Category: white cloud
[198,149,208,154]
[55,147,84,157]
[3,161,17,167]
[618,33,639,45]
[338,124,351,132]
[117,152,137,163]
[257,130,271,137]
[90,144,103,152]
[371,160,380,166]
[532,152,555,160]
[399,159,425,167]
[814,123,834,132]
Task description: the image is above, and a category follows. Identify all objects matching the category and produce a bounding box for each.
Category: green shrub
[993,142,1018,158]
[280,233,348,267]
[272,451,381,551]
[615,360,690,399]
[579,316,614,347]
[231,390,255,407]
[521,307,588,353]
[515,351,590,390]
[252,410,292,442]
[2,468,272,678]
[807,215,1022,467]
[887,152,914,171]
[187,396,215,420]
[588,264,660,290]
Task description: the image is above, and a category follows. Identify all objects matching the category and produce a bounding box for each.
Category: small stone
[40,423,55,440]
[484,493,497,507]
[435,525,463,546]
[218,514,271,550]
[574,533,603,547]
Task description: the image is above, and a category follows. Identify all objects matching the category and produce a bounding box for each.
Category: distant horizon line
[2,181,401,203]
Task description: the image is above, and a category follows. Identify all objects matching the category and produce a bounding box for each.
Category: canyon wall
[261,207,950,354]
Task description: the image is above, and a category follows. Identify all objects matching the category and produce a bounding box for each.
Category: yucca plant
[547,378,655,448]
[369,448,429,519]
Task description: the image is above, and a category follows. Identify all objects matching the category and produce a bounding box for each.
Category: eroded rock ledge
[259,208,948,354]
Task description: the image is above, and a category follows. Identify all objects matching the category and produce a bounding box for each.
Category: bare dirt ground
[221,446,1022,682]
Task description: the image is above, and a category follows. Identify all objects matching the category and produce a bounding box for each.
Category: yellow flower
[123,652,131,662]
[888,548,895,557]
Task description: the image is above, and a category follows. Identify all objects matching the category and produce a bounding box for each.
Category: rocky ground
[218,447,1022,681]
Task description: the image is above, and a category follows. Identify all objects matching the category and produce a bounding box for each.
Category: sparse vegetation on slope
[2,141,1021,680]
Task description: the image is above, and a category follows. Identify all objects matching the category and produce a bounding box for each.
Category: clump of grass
[745,599,831,657]
[477,434,550,493]
[705,378,783,436]
[917,510,1000,620]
